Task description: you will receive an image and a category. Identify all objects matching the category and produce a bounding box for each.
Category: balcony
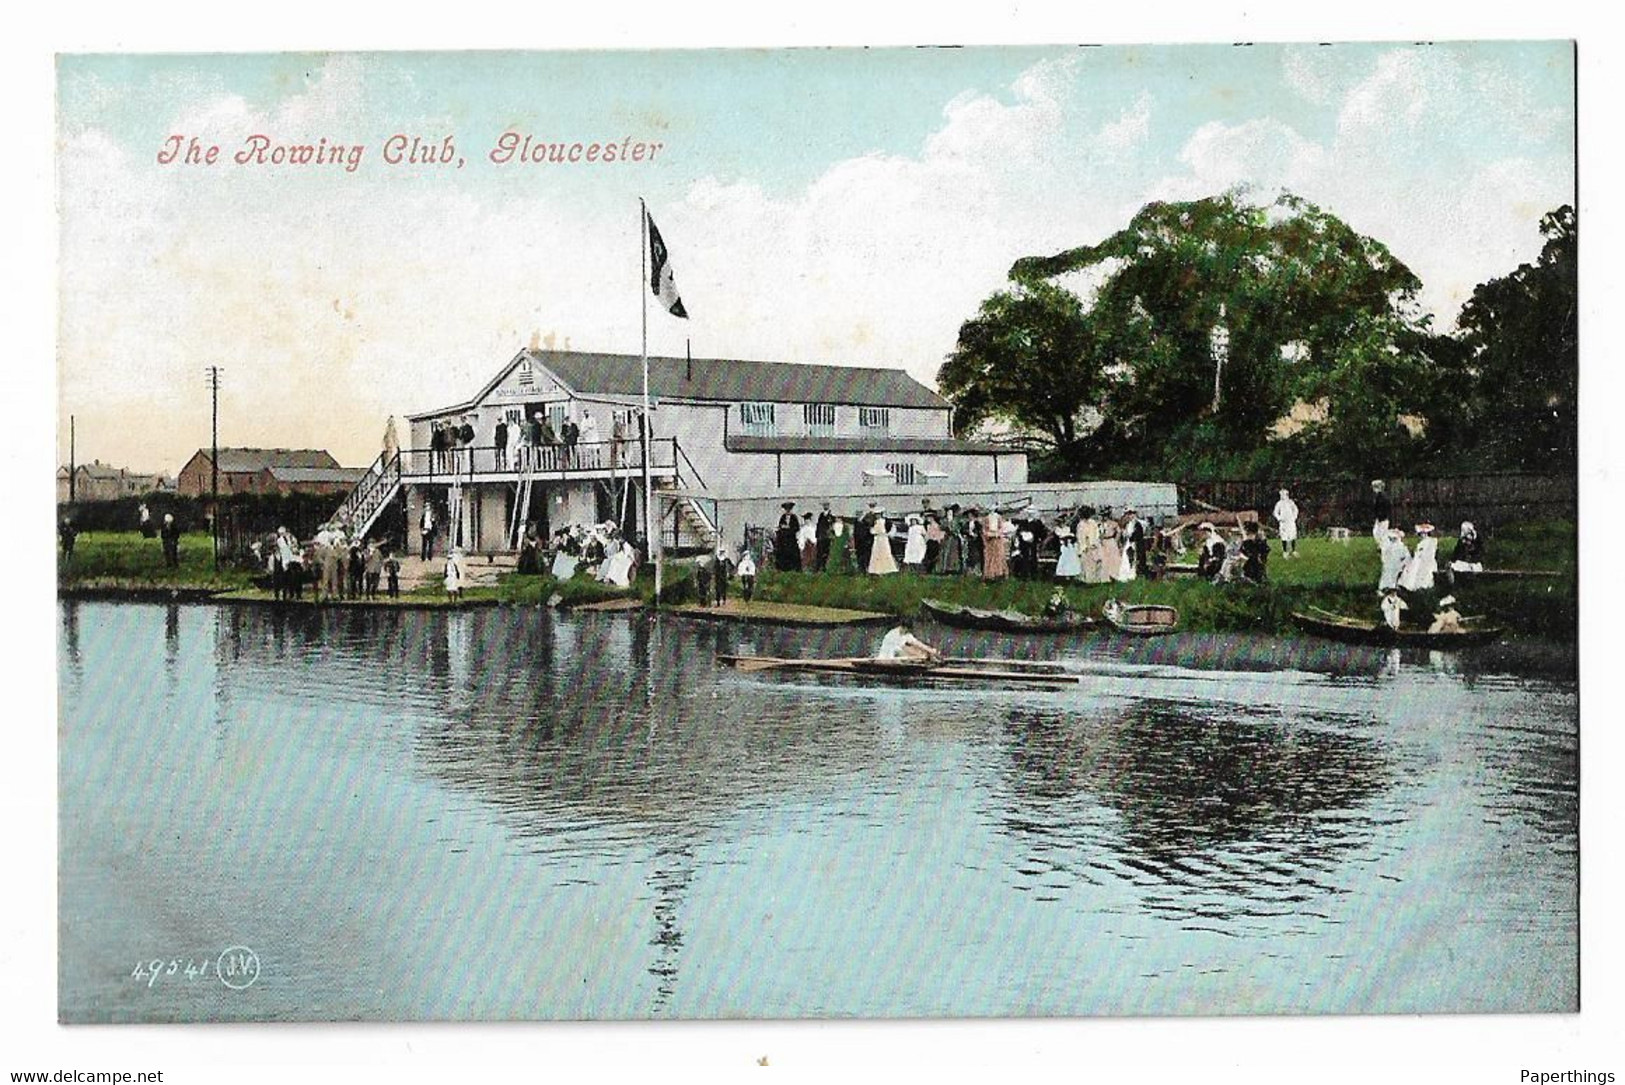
[399,439,681,485]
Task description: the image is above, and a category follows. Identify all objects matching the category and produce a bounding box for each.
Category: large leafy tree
[957,190,1437,473]
[1453,205,1577,471]
[938,280,1109,449]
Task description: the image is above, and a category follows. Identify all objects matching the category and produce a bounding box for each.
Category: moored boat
[920,597,1097,634]
[1102,600,1180,636]
[717,654,1080,685]
[1291,610,1505,649]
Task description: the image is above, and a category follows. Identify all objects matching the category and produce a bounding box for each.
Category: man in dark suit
[493,418,509,469]
[815,502,836,571]
[561,417,579,467]
[1123,508,1148,577]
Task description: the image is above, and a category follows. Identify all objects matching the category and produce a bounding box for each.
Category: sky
[56,42,1575,474]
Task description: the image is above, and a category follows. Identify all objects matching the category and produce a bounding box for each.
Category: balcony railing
[400,438,678,479]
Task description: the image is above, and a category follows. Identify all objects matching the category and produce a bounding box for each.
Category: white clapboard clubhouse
[331,347,1175,555]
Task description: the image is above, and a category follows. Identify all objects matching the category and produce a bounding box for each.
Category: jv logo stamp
[216,945,260,990]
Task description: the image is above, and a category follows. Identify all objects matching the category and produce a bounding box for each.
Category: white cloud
[1282,47,1336,106]
[1099,93,1151,154]
[1174,117,1325,193]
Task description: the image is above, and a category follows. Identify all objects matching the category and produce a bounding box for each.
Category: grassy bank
[60,524,1576,639]
[58,531,255,592]
[736,524,1576,639]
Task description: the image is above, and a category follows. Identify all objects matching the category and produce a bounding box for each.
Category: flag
[647,211,689,319]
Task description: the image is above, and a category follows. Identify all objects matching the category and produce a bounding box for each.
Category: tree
[1453,205,1577,471]
[938,281,1110,451]
[982,190,1432,475]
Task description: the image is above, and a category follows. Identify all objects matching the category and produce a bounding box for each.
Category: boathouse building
[333,347,1175,554]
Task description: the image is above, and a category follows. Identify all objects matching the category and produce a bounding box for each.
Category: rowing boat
[1102,600,1180,636]
[716,654,1080,685]
[920,598,1097,634]
[1292,610,1505,649]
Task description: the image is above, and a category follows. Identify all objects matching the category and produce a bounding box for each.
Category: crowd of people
[251,521,403,603]
[755,499,1204,584]
[426,409,639,475]
[1369,475,1488,631]
[520,520,641,589]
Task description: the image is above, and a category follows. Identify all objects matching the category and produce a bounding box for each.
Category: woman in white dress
[1076,509,1105,583]
[1100,512,1123,581]
[1053,524,1082,579]
[1399,524,1438,591]
[902,515,927,569]
[597,539,634,588]
[868,516,900,576]
[1378,529,1410,593]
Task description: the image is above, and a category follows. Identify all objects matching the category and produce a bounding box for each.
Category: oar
[940,655,1071,672]
[723,655,865,673]
[721,655,795,672]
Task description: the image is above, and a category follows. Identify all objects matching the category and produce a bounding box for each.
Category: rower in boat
[1428,595,1464,635]
[876,623,942,664]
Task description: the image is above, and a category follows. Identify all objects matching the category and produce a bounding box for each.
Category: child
[1380,588,1408,631]
[383,548,401,599]
[364,541,383,599]
[737,548,757,602]
[714,543,732,606]
[444,547,465,603]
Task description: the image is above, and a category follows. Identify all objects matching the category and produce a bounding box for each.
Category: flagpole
[641,198,660,603]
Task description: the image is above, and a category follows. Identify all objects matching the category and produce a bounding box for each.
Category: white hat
[1438,596,1457,607]
[1198,521,1215,531]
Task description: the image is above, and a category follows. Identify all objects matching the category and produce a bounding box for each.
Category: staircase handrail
[672,438,708,492]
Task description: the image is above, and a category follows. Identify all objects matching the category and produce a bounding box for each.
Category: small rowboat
[920,598,1097,634]
[717,654,1080,685]
[1102,600,1180,636]
[1292,610,1505,649]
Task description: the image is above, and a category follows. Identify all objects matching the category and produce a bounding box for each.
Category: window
[860,407,891,432]
[886,462,918,486]
[547,403,567,431]
[803,403,836,436]
[739,402,777,436]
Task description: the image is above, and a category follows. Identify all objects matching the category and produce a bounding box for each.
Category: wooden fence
[1179,474,1575,537]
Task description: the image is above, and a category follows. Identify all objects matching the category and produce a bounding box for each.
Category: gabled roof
[192,448,341,473]
[411,349,950,418]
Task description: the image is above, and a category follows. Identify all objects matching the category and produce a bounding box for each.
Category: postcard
[55,42,1577,1024]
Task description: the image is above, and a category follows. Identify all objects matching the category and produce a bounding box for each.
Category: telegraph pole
[68,415,76,504]
[206,366,222,570]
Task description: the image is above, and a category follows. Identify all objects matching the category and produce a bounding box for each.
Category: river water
[57,600,1578,1022]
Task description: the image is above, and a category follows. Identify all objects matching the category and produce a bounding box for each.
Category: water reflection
[998,700,1392,925]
